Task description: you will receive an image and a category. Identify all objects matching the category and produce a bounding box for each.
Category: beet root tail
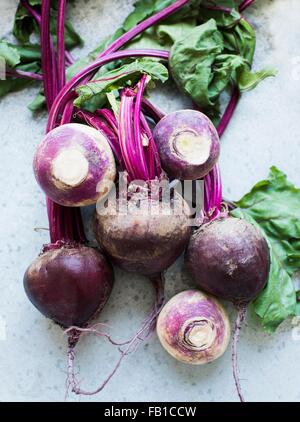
[232,304,247,403]
[64,273,165,397]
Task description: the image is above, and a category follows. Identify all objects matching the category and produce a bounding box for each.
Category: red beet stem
[218,86,241,138]
[96,109,119,134]
[239,0,256,13]
[119,90,138,181]
[40,0,53,109]
[39,1,86,245]
[99,0,190,58]
[6,69,43,81]
[133,75,150,181]
[142,97,165,123]
[203,85,241,221]
[141,113,162,178]
[57,0,67,90]
[76,110,124,167]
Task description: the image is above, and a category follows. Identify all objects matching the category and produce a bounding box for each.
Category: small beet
[185,217,270,304]
[24,246,114,328]
[153,110,220,180]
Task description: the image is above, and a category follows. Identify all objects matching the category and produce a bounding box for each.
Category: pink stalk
[218,86,240,137]
[133,75,150,180]
[41,0,57,109]
[203,85,241,220]
[65,51,75,66]
[142,97,165,123]
[119,91,139,180]
[21,0,41,24]
[141,114,162,178]
[21,0,73,72]
[239,0,256,13]
[99,0,190,58]
[96,109,119,133]
[6,69,43,81]
[57,0,67,90]
[61,98,75,124]
[39,0,86,246]
[76,110,123,166]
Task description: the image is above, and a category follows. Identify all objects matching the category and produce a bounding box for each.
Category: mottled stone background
[0,0,299,402]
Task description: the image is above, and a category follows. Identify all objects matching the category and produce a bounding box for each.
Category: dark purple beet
[24,246,114,328]
[94,195,191,276]
[185,217,270,304]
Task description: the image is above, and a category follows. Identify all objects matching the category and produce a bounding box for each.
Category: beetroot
[94,194,191,276]
[185,217,270,304]
[24,246,114,328]
[157,290,230,364]
[153,110,220,180]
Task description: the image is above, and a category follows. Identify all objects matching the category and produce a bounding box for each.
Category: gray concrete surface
[0,0,300,402]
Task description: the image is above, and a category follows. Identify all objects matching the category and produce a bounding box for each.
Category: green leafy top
[1,0,274,114]
[231,167,300,332]
[74,58,169,110]
[170,18,276,111]
[0,41,21,67]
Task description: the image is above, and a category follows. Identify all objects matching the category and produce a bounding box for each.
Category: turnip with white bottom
[33,123,116,207]
[157,290,230,364]
[153,110,220,180]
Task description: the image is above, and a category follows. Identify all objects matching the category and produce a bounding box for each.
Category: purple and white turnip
[153,110,220,180]
[157,290,230,364]
[33,123,116,207]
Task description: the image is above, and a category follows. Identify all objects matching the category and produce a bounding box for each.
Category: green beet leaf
[170,18,275,111]
[0,41,20,68]
[74,59,169,109]
[237,67,277,91]
[231,167,300,331]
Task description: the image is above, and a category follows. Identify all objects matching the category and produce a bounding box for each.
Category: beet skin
[24,246,114,327]
[94,195,191,276]
[185,217,270,304]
